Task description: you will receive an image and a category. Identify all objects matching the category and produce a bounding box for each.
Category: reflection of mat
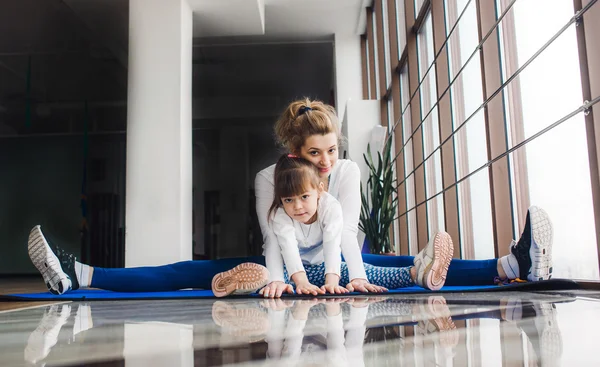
[0,279,579,302]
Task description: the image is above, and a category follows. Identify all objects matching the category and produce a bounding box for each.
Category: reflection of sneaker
[28,225,78,295]
[211,263,269,298]
[417,296,459,348]
[413,232,454,290]
[510,206,553,281]
[73,304,93,340]
[211,301,269,342]
[24,304,72,365]
[533,303,562,366]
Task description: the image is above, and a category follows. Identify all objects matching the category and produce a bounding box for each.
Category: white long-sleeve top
[255,159,368,282]
[271,192,342,277]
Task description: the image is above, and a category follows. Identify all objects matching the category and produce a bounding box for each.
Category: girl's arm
[335,162,368,281]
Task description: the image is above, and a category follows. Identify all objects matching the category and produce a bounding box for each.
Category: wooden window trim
[498,0,531,237]
[476,0,514,258]
[367,7,378,100]
[431,0,461,258]
[412,0,432,34]
[375,0,388,98]
[404,0,428,251]
[361,35,370,100]
[576,0,600,276]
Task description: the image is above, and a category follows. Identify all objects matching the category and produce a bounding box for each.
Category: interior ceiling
[0,0,365,136]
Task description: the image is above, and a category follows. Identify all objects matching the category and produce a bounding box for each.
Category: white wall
[334,34,364,122]
[343,100,382,188]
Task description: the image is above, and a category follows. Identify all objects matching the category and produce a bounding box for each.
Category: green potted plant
[359,132,399,255]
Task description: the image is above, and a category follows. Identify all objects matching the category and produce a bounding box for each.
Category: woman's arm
[271,209,305,277]
[335,163,368,281]
[321,198,343,278]
[255,169,286,282]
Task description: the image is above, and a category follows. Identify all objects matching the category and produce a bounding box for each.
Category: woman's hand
[259,281,294,298]
[345,278,388,293]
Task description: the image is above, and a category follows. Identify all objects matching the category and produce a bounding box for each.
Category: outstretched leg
[28,225,265,294]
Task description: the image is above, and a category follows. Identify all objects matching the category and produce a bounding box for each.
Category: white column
[333,34,363,122]
[123,323,193,367]
[126,0,193,266]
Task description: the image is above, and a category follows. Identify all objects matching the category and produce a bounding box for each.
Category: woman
[28,98,553,297]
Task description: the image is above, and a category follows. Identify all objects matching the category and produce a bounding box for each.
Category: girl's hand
[259,281,294,298]
[346,278,388,293]
[321,273,348,294]
[260,298,295,311]
[321,283,349,294]
[295,281,326,296]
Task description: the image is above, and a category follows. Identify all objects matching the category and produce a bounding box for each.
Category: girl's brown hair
[274,98,343,153]
[268,154,322,220]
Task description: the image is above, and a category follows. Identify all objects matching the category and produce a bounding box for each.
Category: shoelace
[494,276,528,286]
[511,236,530,259]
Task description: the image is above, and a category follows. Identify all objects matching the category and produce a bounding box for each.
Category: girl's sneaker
[212,262,269,297]
[413,232,454,291]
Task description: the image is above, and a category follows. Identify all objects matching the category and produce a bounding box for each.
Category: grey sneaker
[28,225,79,295]
[413,232,454,291]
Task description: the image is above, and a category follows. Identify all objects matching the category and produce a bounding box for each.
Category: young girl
[214,153,455,297]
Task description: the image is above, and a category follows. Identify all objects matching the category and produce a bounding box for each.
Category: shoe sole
[28,225,71,295]
[211,301,270,339]
[528,206,553,281]
[211,263,269,298]
[423,232,454,291]
[425,296,458,347]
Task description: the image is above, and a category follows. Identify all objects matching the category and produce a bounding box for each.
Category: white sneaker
[28,225,76,295]
[510,206,553,281]
[413,232,454,291]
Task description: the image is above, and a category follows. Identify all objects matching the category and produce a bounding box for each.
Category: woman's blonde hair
[274,98,343,153]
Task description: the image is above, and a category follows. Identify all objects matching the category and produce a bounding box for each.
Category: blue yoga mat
[0,279,579,301]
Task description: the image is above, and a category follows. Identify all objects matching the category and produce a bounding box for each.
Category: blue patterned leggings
[284,262,414,289]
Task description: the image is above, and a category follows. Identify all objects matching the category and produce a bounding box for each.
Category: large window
[417,13,445,238]
[446,0,494,259]
[498,0,598,279]
[361,0,600,279]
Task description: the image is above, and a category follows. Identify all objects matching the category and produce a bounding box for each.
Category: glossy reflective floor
[1,290,599,366]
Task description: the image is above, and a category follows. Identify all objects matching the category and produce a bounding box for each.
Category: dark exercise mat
[0,279,579,301]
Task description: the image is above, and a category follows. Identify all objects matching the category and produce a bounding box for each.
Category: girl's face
[281,182,323,224]
[297,133,339,179]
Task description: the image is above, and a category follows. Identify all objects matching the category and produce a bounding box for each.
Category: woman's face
[297,133,339,179]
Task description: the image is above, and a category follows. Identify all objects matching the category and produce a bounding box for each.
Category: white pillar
[123,323,193,367]
[333,34,363,122]
[126,0,193,266]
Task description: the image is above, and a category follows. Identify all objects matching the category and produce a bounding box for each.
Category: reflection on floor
[1,290,599,366]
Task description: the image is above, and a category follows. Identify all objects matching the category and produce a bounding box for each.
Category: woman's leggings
[90,255,499,292]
